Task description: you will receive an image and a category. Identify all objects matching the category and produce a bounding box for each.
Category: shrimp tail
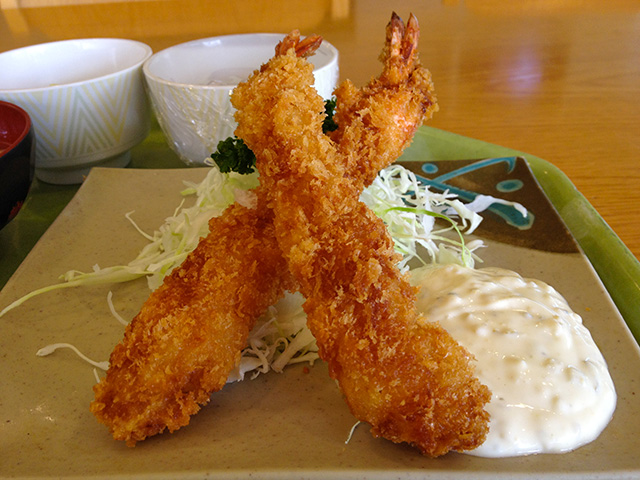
[274,30,323,58]
[379,12,420,85]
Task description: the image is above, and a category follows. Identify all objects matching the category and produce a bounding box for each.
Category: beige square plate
[1,164,639,479]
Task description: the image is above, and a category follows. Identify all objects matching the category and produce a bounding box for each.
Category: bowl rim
[0,38,153,94]
[142,33,338,89]
[0,100,31,156]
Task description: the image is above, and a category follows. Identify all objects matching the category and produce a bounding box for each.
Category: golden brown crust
[93,14,489,454]
[91,202,295,446]
[231,13,490,456]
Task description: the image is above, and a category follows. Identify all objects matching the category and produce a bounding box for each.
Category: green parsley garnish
[210,137,256,174]
[322,98,338,133]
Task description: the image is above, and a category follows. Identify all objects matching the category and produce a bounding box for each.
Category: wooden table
[1,0,639,262]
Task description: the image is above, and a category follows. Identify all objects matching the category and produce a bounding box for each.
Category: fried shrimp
[331,13,439,186]
[90,201,295,446]
[89,32,326,447]
[89,27,401,447]
[232,13,491,456]
[92,13,489,454]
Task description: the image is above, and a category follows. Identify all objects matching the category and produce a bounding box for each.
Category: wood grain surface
[1,0,638,258]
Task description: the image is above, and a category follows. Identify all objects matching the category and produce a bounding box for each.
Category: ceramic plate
[1,160,639,479]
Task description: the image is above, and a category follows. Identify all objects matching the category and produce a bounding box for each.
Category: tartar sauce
[410,264,616,457]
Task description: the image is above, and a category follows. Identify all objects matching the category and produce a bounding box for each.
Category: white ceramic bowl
[0,38,152,184]
[143,34,339,166]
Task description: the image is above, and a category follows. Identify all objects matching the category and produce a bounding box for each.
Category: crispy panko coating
[90,201,295,446]
[90,32,324,447]
[232,13,490,456]
[92,13,489,455]
[331,13,439,184]
[90,24,418,447]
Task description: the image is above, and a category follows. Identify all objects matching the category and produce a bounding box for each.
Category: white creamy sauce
[410,264,616,458]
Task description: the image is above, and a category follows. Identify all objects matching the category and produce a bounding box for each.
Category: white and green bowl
[0,38,152,184]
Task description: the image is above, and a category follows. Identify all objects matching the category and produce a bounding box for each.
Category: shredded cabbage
[227,291,315,382]
[361,164,485,269]
[36,343,109,370]
[0,163,259,318]
[10,162,527,382]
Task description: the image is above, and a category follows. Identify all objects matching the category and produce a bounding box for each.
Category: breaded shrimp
[91,14,484,452]
[89,28,397,447]
[89,34,327,447]
[331,13,439,186]
[89,35,326,446]
[90,200,295,446]
[232,13,490,457]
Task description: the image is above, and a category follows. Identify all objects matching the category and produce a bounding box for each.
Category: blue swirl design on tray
[417,157,534,230]
[396,157,579,253]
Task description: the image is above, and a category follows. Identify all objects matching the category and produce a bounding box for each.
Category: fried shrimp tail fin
[274,30,322,57]
[331,12,438,186]
[232,13,490,457]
